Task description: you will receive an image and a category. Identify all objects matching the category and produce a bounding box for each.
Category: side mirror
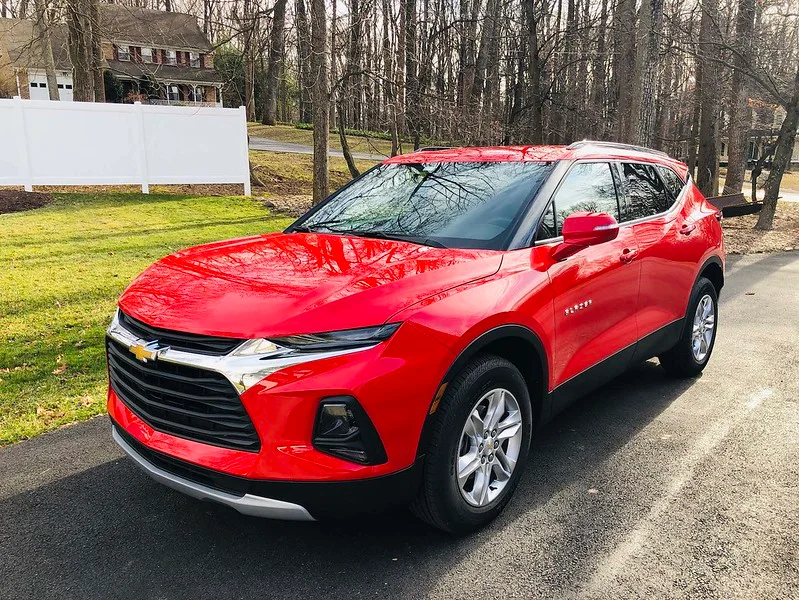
[551,211,619,261]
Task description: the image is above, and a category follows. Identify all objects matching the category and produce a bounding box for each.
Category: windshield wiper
[290,219,349,233]
[345,230,449,249]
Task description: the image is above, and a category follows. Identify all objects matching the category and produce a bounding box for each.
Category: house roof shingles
[107,59,221,85]
[0,18,72,71]
[98,5,213,52]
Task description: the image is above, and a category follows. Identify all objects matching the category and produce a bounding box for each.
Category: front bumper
[112,420,422,520]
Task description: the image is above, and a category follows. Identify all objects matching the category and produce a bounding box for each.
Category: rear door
[617,162,704,346]
[536,161,641,393]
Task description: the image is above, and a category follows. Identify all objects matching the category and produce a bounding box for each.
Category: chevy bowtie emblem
[129,341,161,362]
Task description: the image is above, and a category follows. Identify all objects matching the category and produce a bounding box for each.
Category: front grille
[118,310,244,356]
[107,338,261,452]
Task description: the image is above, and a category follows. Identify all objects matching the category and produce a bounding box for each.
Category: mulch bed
[721,201,799,254]
[0,190,54,214]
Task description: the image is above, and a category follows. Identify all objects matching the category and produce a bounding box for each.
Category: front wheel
[410,355,532,534]
[659,276,718,377]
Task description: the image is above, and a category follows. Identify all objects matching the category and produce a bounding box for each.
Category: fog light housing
[313,397,387,465]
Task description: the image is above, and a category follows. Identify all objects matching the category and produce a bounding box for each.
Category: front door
[534,161,641,405]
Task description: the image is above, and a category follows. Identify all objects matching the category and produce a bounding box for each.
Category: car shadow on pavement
[1,361,697,600]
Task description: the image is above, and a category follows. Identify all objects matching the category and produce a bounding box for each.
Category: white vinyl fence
[0,97,251,195]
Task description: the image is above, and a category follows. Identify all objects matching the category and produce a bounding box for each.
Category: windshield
[293,161,554,249]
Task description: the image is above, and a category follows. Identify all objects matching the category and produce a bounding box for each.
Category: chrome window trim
[106,311,375,394]
[533,165,690,245]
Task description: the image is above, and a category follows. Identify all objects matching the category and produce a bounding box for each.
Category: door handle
[620,248,638,263]
[680,223,696,235]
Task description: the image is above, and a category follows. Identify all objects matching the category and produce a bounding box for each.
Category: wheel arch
[415,324,549,459]
[698,254,724,297]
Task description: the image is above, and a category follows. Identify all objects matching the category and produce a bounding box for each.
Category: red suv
[107,141,724,533]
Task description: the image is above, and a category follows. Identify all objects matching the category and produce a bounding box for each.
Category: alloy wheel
[691,294,715,362]
[455,388,523,507]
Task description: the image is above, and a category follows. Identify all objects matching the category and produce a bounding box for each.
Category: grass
[718,168,799,193]
[248,123,397,157]
[0,193,292,445]
[249,150,378,195]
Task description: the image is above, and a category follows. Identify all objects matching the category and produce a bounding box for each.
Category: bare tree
[33,0,59,101]
[756,65,799,230]
[262,0,286,125]
[696,0,721,196]
[310,0,329,203]
[635,0,664,146]
[722,0,756,195]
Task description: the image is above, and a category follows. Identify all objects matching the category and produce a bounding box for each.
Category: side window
[620,162,671,221]
[655,165,685,200]
[540,162,619,238]
[537,202,557,240]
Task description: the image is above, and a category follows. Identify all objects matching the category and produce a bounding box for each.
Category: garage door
[28,74,74,101]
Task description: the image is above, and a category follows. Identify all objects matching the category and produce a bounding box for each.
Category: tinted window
[538,162,618,238]
[656,165,685,199]
[537,201,557,240]
[620,162,671,221]
[299,161,553,250]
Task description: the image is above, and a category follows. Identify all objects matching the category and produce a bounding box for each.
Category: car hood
[118,232,502,339]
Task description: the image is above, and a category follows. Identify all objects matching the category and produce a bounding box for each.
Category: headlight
[266,323,401,353]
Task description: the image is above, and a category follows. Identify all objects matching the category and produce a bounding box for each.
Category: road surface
[248,136,386,161]
[1,252,798,599]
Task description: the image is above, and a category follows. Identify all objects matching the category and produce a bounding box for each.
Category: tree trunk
[635,0,663,147]
[33,0,59,101]
[755,66,799,230]
[612,0,637,142]
[722,0,756,194]
[262,0,287,125]
[589,0,608,137]
[310,0,329,204]
[338,111,360,178]
[403,0,418,146]
[523,0,542,143]
[696,0,721,197]
[296,0,313,123]
[67,0,94,102]
[90,0,105,102]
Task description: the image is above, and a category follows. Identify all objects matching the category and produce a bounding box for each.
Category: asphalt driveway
[1,252,797,599]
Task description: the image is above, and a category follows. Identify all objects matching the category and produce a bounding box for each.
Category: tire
[410,354,533,534]
[659,276,718,378]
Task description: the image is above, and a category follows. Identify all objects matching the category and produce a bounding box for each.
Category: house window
[190,52,200,68]
[166,50,177,65]
[142,47,153,64]
[167,85,180,101]
[117,45,131,61]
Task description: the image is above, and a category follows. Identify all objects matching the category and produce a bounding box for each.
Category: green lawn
[0,193,291,445]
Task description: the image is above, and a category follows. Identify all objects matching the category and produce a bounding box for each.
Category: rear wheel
[659,277,718,377]
[410,355,532,534]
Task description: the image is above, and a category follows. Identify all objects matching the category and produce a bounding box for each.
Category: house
[719,98,799,167]
[0,5,223,106]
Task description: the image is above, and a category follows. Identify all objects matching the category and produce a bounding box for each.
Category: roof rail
[417,146,453,152]
[567,140,669,158]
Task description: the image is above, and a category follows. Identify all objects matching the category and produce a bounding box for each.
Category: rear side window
[537,162,618,239]
[656,165,685,199]
[619,162,671,221]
